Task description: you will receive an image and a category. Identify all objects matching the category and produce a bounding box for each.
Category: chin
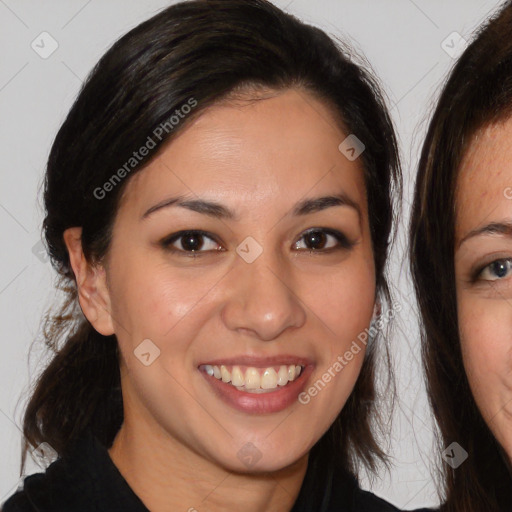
[212,438,311,475]
[223,455,306,475]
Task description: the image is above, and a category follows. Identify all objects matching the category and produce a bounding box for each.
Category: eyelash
[473,258,512,282]
[160,228,354,258]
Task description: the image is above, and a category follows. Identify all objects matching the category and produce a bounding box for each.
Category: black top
[1,428,436,512]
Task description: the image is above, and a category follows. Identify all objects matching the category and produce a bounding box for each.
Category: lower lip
[200,366,314,414]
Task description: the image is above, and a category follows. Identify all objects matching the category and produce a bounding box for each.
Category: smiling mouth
[199,364,304,393]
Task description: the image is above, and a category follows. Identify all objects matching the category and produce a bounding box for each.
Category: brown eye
[162,230,222,255]
[180,232,205,251]
[293,228,353,251]
[304,230,327,250]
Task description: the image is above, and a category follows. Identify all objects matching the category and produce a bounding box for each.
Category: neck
[107,418,309,512]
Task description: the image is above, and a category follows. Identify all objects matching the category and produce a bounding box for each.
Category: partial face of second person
[65,88,375,475]
[456,117,512,459]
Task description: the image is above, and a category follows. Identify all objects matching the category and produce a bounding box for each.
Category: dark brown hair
[19,0,400,494]
[410,2,512,510]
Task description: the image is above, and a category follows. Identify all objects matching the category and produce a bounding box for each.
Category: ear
[63,227,115,336]
[372,299,382,321]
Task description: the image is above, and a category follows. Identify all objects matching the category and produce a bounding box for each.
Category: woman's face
[456,118,512,459]
[90,89,375,472]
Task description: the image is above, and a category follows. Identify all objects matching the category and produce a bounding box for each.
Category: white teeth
[277,365,289,386]
[220,365,231,383]
[261,368,278,389]
[231,365,244,387]
[245,368,261,389]
[204,364,304,391]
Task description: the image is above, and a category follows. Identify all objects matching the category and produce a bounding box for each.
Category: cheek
[459,296,512,416]
[319,253,375,336]
[301,253,375,393]
[109,256,225,341]
[315,273,374,342]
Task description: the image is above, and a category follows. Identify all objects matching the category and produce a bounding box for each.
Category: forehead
[456,119,512,239]
[118,88,367,218]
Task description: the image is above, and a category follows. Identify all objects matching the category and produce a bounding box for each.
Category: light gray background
[0,0,506,509]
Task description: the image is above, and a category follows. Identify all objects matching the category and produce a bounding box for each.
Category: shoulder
[324,460,439,512]
[1,428,149,512]
[2,474,47,512]
[354,488,439,512]
[1,435,96,512]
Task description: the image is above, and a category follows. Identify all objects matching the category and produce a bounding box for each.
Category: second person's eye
[479,258,512,281]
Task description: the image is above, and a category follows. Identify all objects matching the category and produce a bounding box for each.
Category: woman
[2,1,425,510]
[410,1,512,510]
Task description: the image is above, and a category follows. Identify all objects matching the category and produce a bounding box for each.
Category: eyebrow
[458,221,512,248]
[140,193,361,221]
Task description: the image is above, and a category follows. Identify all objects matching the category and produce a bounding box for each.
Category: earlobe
[372,300,382,321]
[62,227,115,336]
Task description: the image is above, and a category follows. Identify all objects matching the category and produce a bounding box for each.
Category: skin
[455,118,512,461]
[63,88,376,512]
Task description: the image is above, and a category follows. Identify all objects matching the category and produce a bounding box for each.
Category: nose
[220,249,307,341]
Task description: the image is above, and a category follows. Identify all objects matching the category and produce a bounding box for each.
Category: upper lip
[198,355,313,368]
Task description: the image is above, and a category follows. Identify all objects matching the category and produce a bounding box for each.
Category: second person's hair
[410,2,512,510]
